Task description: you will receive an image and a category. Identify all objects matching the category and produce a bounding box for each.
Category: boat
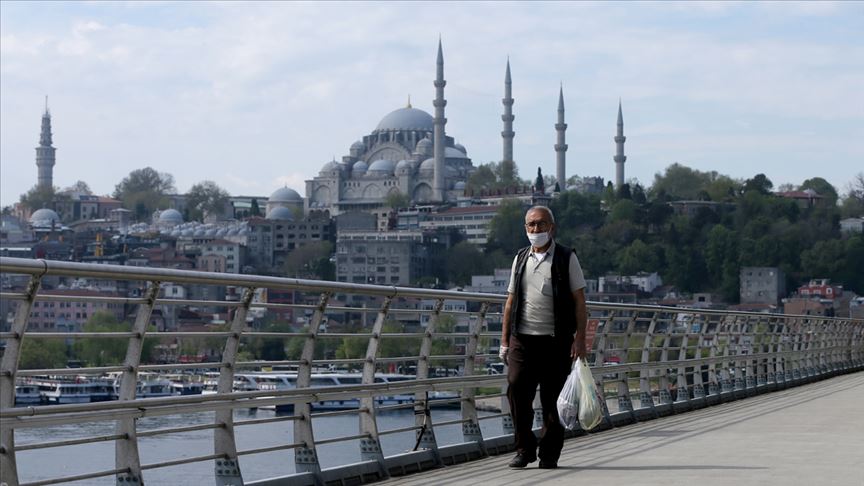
[34,377,94,404]
[15,382,43,405]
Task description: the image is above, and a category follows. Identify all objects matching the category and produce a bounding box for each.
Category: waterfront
[14,406,506,485]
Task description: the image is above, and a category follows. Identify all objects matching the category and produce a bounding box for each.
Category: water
[14,407,507,485]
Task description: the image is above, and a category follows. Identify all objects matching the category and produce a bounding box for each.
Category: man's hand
[499,345,510,365]
[571,338,586,360]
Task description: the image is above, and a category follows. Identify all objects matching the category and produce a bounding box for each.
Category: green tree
[445,242,487,286]
[113,167,176,221]
[486,199,527,255]
[62,180,93,195]
[250,198,262,217]
[650,163,714,200]
[466,163,497,192]
[19,338,67,370]
[19,184,59,211]
[283,241,334,279]
[799,177,838,204]
[609,199,637,223]
[616,239,659,275]
[384,190,410,209]
[743,173,773,195]
[73,312,158,366]
[186,180,230,222]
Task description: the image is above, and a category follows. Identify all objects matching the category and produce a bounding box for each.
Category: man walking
[500,206,588,469]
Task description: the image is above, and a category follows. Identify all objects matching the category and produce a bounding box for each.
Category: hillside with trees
[476,165,864,301]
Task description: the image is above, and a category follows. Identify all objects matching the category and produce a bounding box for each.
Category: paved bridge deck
[380,373,864,486]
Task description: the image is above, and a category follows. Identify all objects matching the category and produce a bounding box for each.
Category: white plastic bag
[556,361,581,430]
[576,358,603,430]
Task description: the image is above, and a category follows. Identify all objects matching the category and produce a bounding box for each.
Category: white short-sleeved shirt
[507,241,586,336]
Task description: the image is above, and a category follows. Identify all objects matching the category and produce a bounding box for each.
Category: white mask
[527,231,550,248]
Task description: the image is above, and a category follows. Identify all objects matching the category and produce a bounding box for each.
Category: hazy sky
[2,1,862,207]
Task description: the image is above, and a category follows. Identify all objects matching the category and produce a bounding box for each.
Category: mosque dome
[454,143,467,155]
[320,160,339,173]
[445,147,469,159]
[376,107,434,132]
[351,140,365,151]
[352,160,368,176]
[415,137,433,156]
[30,208,61,226]
[395,159,414,174]
[206,229,218,237]
[454,181,466,190]
[367,159,396,176]
[419,158,435,173]
[266,206,294,221]
[269,187,303,203]
[158,209,183,225]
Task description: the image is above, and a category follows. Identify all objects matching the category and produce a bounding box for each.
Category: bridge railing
[0,257,862,486]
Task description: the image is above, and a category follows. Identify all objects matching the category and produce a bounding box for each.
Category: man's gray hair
[526,206,555,223]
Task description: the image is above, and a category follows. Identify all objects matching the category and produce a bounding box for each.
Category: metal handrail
[1,257,862,486]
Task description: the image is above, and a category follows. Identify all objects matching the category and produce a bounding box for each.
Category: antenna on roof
[407,95,412,109]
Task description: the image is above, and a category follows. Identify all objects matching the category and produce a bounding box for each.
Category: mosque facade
[305,41,474,218]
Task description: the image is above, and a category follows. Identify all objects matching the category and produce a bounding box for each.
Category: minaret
[501,59,515,165]
[554,84,568,191]
[614,99,627,189]
[432,38,447,202]
[36,96,56,189]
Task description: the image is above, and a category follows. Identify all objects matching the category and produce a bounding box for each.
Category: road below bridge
[380,372,864,486]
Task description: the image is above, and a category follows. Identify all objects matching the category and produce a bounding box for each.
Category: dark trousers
[507,333,573,461]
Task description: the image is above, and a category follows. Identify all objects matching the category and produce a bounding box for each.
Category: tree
[384,190,410,209]
[19,184,58,211]
[799,177,838,204]
[113,167,176,221]
[616,239,659,275]
[486,199,527,255]
[250,198,262,217]
[840,173,864,218]
[609,199,637,223]
[650,163,714,201]
[446,242,487,286]
[186,180,230,222]
[282,241,334,279]
[73,312,157,366]
[466,163,497,193]
[743,173,773,195]
[19,338,67,370]
[62,180,93,195]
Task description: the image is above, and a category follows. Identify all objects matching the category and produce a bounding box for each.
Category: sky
[1,1,863,207]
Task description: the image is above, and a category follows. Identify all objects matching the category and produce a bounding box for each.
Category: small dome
[267,206,294,221]
[181,229,194,237]
[376,107,434,131]
[395,159,413,174]
[30,208,61,226]
[216,228,228,237]
[158,209,183,224]
[419,158,435,172]
[194,229,206,237]
[367,159,396,175]
[445,146,469,159]
[454,143,467,155]
[352,160,368,176]
[320,160,339,173]
[454,181,466,190]
[415,137,433,156]
[269,186,303,203]
[206,229,218,237]
[351,140,365,151]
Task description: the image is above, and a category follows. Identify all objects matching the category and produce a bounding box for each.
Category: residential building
[740,267,786,305]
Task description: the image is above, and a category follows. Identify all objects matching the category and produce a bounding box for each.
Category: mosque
[301,40,629,218]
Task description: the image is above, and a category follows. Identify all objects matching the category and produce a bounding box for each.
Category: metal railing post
[636,310,659,419]
[294,292,331,480]
[0,274,42,486]
[115,281,160,486]
[213,286,256,486]
[414,299,442,463]
[359,295,393,478]
[460,302,488,455]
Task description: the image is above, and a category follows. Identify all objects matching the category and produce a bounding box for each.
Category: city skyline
[1,2,863,207]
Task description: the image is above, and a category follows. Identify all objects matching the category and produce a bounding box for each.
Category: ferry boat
[14,382,43,405]
[34,377,94,404]
[232,372,459,411]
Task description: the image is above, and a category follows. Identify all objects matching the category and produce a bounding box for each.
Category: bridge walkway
[380,373,864,486]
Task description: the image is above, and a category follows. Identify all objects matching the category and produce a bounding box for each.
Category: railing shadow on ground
[1,257,862,486]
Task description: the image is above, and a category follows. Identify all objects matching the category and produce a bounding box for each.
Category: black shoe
[538,460,558,469]
[508,452,537,468]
